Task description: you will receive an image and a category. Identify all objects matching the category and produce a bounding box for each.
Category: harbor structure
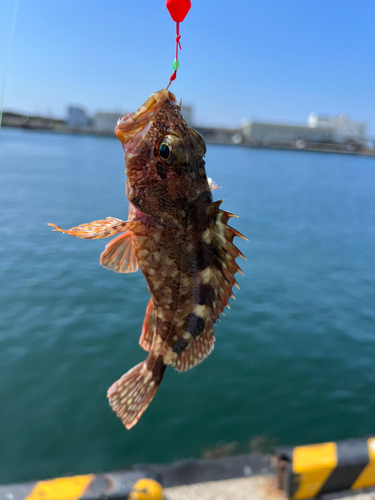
[3,436,375,500]
[67,106,89,129]
[241,114,367,148]
[180,105,193,125]
[93,112,124,133]
[240,121,332,147]
[2,107,373,155]
[308,113,366,145]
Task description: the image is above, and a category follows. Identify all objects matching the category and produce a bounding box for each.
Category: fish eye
[159,143,171,161]
[157,133,184,166]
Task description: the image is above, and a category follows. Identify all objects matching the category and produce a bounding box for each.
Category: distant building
[240,121,332,146]
[93,112,124,134]
[308,113,366,144]
[241,113,367,147]
[67,107,89,128]
[180,105,193,125]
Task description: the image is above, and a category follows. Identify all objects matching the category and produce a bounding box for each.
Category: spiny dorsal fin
[207,199,224,214]
[171,201,246,373]
[100,231,138,273]
[204,201,247,321]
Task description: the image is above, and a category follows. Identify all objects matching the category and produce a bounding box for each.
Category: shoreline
[2,124,375,157]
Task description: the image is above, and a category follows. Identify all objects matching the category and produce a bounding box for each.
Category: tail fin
[107,360,165,429]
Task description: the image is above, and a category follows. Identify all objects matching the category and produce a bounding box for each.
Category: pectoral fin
[48,217,134,239]
[208,178,221,191]
[100,231,138,273]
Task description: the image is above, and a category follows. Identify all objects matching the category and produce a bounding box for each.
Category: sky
[1,0,375,133]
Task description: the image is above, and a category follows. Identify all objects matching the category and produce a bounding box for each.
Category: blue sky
[2,0,375,133]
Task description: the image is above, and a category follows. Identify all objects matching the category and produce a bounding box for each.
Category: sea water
[0,128,375,484]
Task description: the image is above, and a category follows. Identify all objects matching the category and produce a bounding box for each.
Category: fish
[49,89,247,429]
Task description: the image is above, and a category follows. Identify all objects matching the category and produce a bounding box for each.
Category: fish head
[115,89,208,227]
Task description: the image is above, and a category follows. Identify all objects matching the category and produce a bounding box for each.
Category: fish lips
[115,89,176,154]
[117,117,152,155]
[115,112,150,154]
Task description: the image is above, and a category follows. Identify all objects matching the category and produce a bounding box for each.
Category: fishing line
[165,0,191,90]
[0,0,20,129]
[166,22,182,90]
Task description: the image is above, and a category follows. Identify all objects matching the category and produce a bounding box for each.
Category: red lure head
[166,0,191,22]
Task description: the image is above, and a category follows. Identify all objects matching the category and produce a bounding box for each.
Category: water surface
[0,128,375,484]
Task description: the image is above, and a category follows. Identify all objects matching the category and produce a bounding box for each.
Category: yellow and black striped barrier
[0,472,164,500]
[276,437,375,499]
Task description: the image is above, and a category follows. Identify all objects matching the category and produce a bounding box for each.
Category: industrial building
[57,104,372,153]
[67,107,89,129]
[93,112,124,134]
[180,105,193,125]
[240,114,367,148]
[308,113,366,145]
[240,121,332,146]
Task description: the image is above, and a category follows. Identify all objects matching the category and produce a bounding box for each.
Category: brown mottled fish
[49,89,247,429]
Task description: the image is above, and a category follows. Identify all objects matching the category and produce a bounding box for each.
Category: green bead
[172,59,180,71]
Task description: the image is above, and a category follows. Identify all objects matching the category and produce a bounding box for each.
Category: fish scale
[49,89,247,429]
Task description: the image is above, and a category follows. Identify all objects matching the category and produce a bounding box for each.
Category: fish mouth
[115,89,177,148]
